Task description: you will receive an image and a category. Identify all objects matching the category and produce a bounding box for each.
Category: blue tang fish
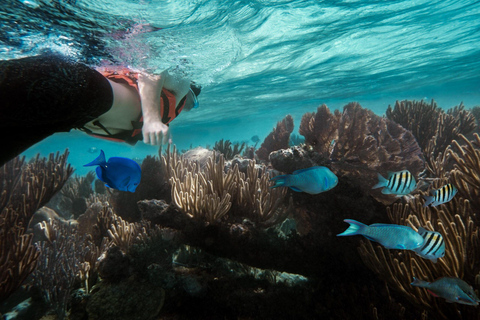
[423,184,457,207]
[412,227,445,263]
[337,219,424,250]
[411,277,480,306]
[84,150,141,193]
[373,170,416,195]
[270,166,338,194]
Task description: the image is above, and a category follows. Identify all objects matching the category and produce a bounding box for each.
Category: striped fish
[423,184,457,207]
[372,170,416,195]
[413,227,445,263]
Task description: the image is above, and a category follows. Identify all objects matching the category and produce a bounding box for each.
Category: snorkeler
[0,52,201,167]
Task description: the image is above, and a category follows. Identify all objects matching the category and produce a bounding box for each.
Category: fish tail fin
[269,174,291,188]
[337,219,367,237]
[411,277,430,288]
[84,150,106,167]
[423,195,435,207]
[372,173,388,189]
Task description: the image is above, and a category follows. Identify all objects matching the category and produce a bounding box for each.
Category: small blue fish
[373,170,416,195]
[337,219,424,250]
[270,166,338,194]
[411,277,480,306]
[84,150,141,192]
[413,227,445,263]
[423,184,457,207]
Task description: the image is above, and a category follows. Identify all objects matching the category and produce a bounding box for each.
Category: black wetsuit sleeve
[0,53,114,166]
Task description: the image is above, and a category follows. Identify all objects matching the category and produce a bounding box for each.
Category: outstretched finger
[150,132,158,145]
[162,130,171,145]
[143,133,151,145]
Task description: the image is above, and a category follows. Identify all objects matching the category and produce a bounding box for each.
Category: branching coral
[163,146,237,224]
[0,151,73,302]
[162,145,291,227]
[214,139,246,160]
[32,220,83,320]
[256,115,294,161]
[234,160,291,227]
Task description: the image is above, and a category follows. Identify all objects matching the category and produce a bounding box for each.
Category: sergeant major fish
[270,166,338,194]
[372,170,416,195]
[337,219,424,250]
[84,150,141,193]
[412,227,445,263]
[411,277,480,306]
[423,184,458,207]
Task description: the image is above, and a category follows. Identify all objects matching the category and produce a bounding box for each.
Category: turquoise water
[3,0,480,174]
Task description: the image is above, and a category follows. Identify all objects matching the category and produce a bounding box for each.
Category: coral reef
[293,103,425,204]
[4,100,480,320]
[256,115,294,161]
[0,151,73,302]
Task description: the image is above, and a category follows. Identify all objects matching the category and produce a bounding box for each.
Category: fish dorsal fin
[84,150,107,167]
[370,223,397,228]
[108,157,141,171]
[417,227,427,236]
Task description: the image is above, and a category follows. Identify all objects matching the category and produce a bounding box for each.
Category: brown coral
[448,133,480,213]
[164,147,237,224]
[297,102,425,205]
[256,115,294,161]
[0,151,73,302]
[299,104,341,158]
[386,100,476,177]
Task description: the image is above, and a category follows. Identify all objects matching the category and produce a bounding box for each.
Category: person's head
[183,83,201,111]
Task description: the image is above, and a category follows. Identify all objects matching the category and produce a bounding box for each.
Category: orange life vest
[84,67,186,144]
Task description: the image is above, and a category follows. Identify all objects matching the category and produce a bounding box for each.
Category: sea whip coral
[0,151,73,302]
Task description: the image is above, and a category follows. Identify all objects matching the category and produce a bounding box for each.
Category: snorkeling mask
[189,87,199,109]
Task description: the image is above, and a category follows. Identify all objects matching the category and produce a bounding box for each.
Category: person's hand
[142,120,170,145]
[137,72,168,145]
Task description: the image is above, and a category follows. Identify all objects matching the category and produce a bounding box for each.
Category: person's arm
[137,72,169,145]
